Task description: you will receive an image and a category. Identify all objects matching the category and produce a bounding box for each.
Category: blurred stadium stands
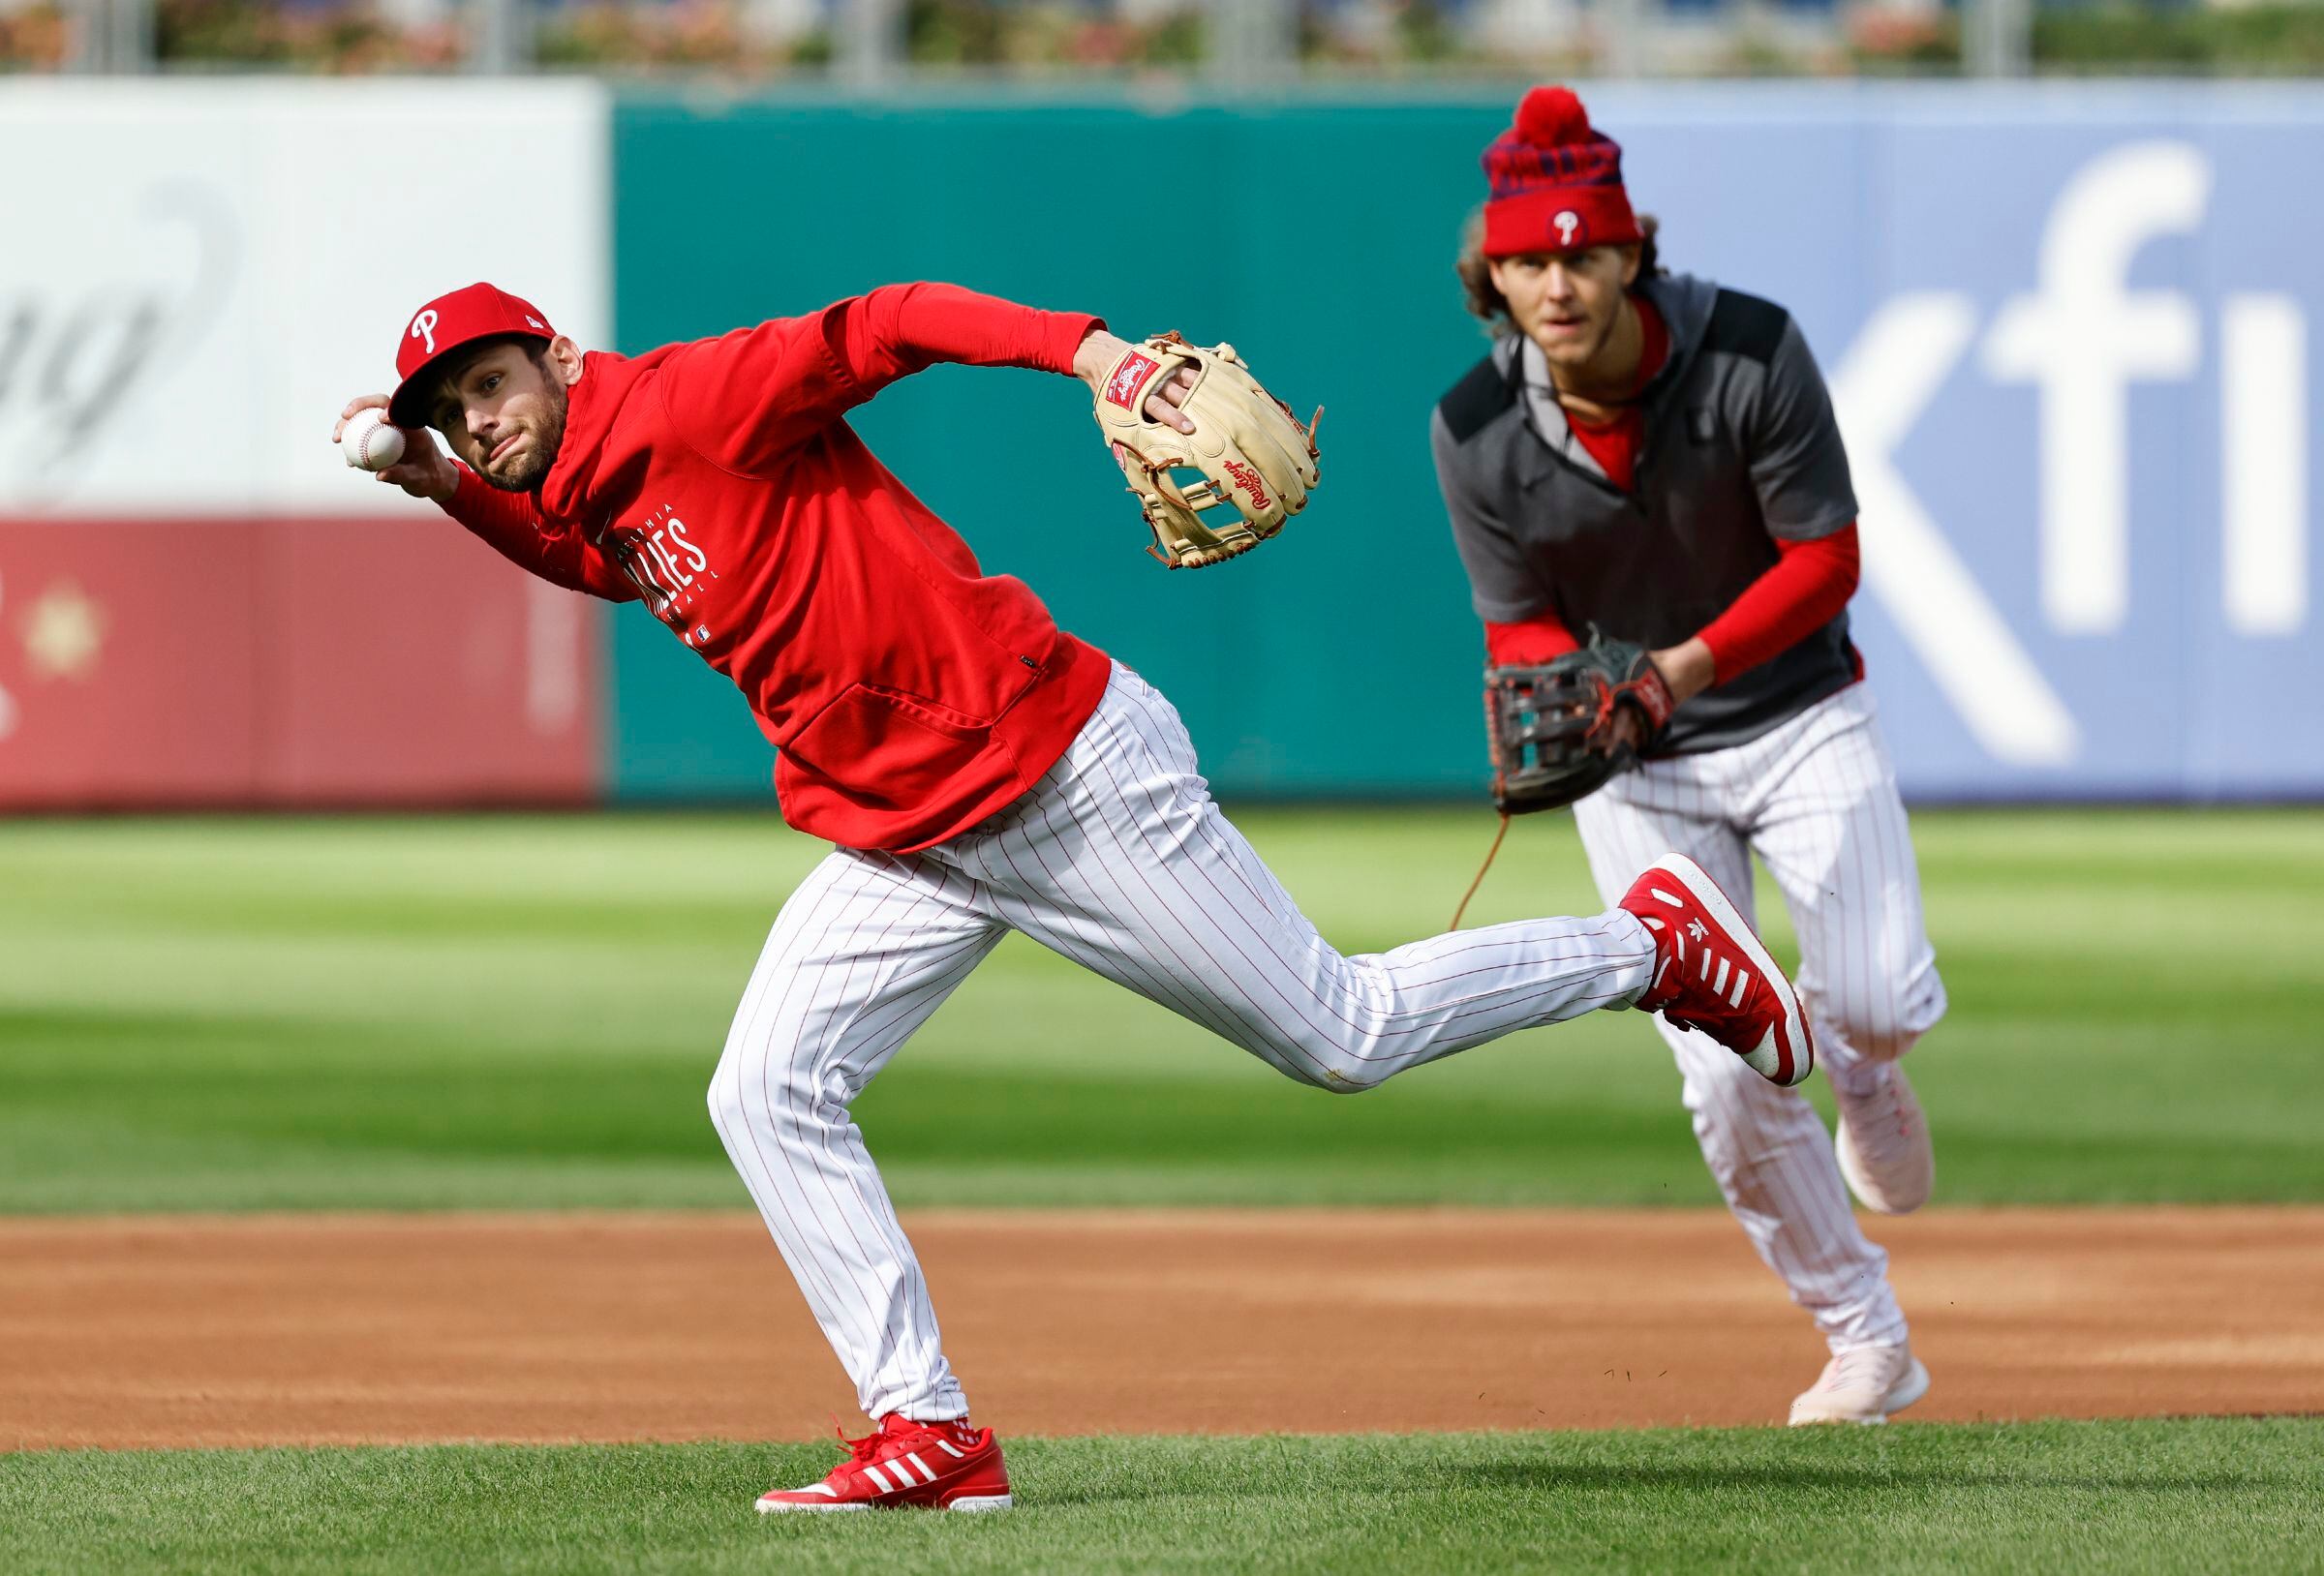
[10,0,2324,79]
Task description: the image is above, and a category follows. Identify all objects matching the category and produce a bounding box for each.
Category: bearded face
[428,338,576,493]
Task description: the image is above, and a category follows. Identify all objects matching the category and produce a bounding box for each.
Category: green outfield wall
[607,97,1506,802]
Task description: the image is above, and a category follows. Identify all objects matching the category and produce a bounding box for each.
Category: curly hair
[1455,211,1663,333]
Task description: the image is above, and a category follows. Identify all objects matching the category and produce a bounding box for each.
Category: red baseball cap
[388,282,558,427]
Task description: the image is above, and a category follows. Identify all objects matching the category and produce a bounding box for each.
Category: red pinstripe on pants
[708,662,1663,1420]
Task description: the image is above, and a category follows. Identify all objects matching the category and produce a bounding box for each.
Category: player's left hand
[1601,706,1644,758]
[1075,329,1197,433]
[1086,331,1322,570]
[1594,640,1709,754]
[1484,638,1675,812]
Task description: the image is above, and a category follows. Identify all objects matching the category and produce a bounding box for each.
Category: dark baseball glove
[1484,639,1676,814]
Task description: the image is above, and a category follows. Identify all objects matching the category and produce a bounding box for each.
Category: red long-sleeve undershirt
[1484,523,1861,684]
[443,462,639,602]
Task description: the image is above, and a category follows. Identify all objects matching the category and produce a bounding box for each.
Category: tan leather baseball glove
[1090,332,1322,569]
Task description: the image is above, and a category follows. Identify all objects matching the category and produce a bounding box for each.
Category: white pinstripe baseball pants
[1572,682,1946,1354]
[709,662,1659,1422]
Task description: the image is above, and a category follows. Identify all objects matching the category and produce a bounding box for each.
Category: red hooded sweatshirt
[438,282,1113,853]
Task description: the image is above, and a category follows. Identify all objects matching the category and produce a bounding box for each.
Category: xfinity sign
[1605,98,2324,797]
[1833,137,2310,769]
[1982,141,2304,643]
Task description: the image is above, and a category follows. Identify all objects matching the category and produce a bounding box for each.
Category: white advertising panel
[0,80,610,516]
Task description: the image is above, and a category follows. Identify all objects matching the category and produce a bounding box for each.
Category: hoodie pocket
[783,682,998,807]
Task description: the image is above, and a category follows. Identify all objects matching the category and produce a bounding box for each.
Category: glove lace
[1448,812,1512,931]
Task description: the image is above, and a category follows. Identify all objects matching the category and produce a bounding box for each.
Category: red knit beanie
[1481,85,1641,258]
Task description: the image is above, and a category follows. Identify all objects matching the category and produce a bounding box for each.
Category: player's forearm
[438,465,637,603]
[437,463,536,539]
[1691,525,1860,687]
[839,283,1102,386]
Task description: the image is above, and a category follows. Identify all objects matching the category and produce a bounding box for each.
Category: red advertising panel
[0,519,601,808]
[0,521,262,804]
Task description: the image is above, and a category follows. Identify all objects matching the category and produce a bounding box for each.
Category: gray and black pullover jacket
[1430,272,1861,755]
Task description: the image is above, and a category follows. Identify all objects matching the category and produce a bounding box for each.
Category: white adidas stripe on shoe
[1620,853,1815,1087]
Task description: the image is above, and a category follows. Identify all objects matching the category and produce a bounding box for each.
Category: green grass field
[4,1422,2318,1575]
[3,807,2320,1213]
[6,808,2319,1574]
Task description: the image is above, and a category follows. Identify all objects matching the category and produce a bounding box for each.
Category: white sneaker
[1789,1344,1931,1426]
[1834,1063,1933,1215]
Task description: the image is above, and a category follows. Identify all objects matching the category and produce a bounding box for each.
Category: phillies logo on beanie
[1480,86,1642,258]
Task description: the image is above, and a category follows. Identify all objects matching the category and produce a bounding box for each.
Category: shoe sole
[755,1492,1014,1515]
[1653,853,1815,1087]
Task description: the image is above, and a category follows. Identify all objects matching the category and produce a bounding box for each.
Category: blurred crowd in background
[8,0,2324,79]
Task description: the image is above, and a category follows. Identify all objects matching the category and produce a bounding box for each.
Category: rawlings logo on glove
[1223,458,1270,509]
[1107,352,1164,410]
[1091,332,1321,570]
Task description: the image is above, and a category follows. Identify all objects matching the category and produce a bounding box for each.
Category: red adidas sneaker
[1619,853,1816,1087]
[754,1414,1013,1514]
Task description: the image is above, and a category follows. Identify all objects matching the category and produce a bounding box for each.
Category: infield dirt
[3,1208,2318,1449]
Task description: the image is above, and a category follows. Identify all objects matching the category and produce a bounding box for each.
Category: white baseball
[342,408,407,472]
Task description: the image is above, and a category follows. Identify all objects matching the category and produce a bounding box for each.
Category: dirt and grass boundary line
[6,1207,2318,1449]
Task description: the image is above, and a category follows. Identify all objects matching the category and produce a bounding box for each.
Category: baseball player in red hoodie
[337,280,1816,1512]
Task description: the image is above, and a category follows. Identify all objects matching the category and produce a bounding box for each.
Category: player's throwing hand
[331,395,457,501]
